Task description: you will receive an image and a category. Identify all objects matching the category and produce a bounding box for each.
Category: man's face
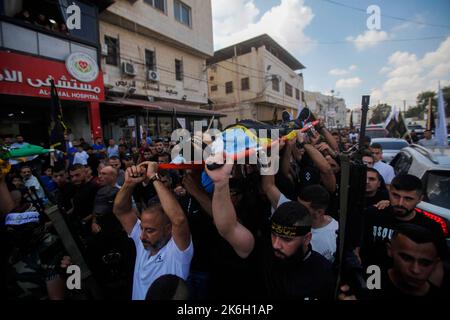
[119,146,127,154]
[389,187,422,218]
[98,166,117,186]
[109,139,115,147]
[69,168,87,186]
[362,156,374,168]
[370,147,383,162]
[140,211,171,252]
[271,233,307,259]
[16,136,24,143]
[20,168,32,180]
[388,234,439,291]
[157,155,170,164]
[156,142,164,153]
[4,137,12,145]
[366,171,380,195]
[297,198,319,217]
[44,168,52,176]
[109,159,121,170]
[122,158,134,168]
[159,175,172,189]
[52,170,68,187]
[424,131,432,139]
[96,138,102,144]
[12,177,23,188]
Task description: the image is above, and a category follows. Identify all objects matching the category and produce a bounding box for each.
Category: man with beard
[358,174,446,271]
[113,162,193,300]
[205,159,335,299]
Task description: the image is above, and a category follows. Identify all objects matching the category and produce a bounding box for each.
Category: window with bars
[241,77,250,91]
[285,82,293,97]
[295,88,300,100]
[175,59,183,81]
[145,49,156,71]
[174,0,192,27]
[211,85,218,92]
[105,36,119,66]
[225,81,233,94]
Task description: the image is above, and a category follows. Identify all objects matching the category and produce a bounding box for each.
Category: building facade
[99,0,222,142]
[0,0,108,145]
[304,90,347,128]
[207,34,305,128]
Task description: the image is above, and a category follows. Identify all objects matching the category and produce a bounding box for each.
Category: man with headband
[205,159,335,299]
[113,161,193,300]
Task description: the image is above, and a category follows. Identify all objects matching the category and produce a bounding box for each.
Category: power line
[317,0,450,29]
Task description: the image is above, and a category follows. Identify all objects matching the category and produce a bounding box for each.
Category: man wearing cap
[205,158,335,299]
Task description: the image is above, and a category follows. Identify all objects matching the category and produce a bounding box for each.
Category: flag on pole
[397,111,409,138]
[384,105,398,137]
[49,79,67,152]
[436,84,448,146]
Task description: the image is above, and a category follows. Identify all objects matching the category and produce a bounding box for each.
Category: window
[301,91,305,101]
[175,59,183,81]
[105,36,119,66]
[174,0,192,27]
[272,76,280,92]
[241,77,250,91]
[295,88,300,100]
[285,82,293,97]
[211,85,218,92]
[145,49,156,71]
[225,81,233,94]
[144,0,166,13]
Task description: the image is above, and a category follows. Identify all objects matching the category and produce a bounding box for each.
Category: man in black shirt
[359,174,446,271]
[340,223,447,300]
[206,159,335,300]
[365,168,389,208]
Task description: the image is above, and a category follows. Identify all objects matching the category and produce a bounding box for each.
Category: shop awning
[103,97,225,117]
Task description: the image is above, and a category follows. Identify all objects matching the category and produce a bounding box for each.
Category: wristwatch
[149,173,161,183]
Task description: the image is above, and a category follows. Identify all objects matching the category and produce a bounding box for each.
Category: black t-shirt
[258,242,335,300]
[360,207,446,269]
[365,189,389,208]
[368,270,447,300]
[72,180,99,219]
[55,182,75,213]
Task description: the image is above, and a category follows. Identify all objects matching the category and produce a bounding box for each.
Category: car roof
[405,145,450,167]
[372,138,408,143]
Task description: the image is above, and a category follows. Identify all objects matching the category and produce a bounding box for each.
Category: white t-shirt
[311,218,338,263]
[270,192,292,218]
[73,151,89,165]
[373,161,395,184]
[129,220,194,300]
[24,175,45,200]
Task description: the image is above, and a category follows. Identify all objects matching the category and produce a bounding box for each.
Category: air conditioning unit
[101,44,108,56]
[147,70,160,82]
[122,62,136,76]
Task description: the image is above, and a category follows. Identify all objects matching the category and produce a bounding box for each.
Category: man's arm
[261,173,281,210]
[304,142,336,193]
[206,157,255,259]
[144,162,191,251]
[113,166,145,234]
[0,169,14,214]
[317,120,339,152]
[182,173,213,217]
[280,140,294,183]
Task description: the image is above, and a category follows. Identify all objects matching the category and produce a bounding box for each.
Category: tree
[406,86,450,120]
[369,103,391,124]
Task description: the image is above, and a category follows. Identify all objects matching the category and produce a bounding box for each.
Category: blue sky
[212,0,450,109]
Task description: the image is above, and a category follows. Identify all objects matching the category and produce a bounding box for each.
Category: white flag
[436,85,448,146]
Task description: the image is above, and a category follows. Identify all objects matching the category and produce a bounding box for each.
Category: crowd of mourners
[1,117,449,300]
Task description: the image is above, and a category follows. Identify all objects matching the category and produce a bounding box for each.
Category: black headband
[271,221,311,237]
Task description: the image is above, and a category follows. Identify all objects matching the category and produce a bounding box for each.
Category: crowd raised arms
[1,116,449,300]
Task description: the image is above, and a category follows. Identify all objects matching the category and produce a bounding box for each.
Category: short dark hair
[361,150,374,159]
[53,165,66,173]
[367,167,381,181]
[370,143,382,150]
[155,138,163,144]
[20,165,32,172]
[108,156,120,161]
[363,136,371,143]
[391,174,423,195]
[393,223,445,259]
[145,274,190,300]
[69,164,86,172]
[272,201,312,227]
[298,184,330,210]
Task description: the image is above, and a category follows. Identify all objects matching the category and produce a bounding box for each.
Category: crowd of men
[1,120,449,300]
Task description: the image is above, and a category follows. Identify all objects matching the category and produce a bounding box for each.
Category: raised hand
[124,165,147,185]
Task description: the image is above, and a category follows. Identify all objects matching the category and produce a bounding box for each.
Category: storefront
[0,50,105,145]
[101,98,224,146]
